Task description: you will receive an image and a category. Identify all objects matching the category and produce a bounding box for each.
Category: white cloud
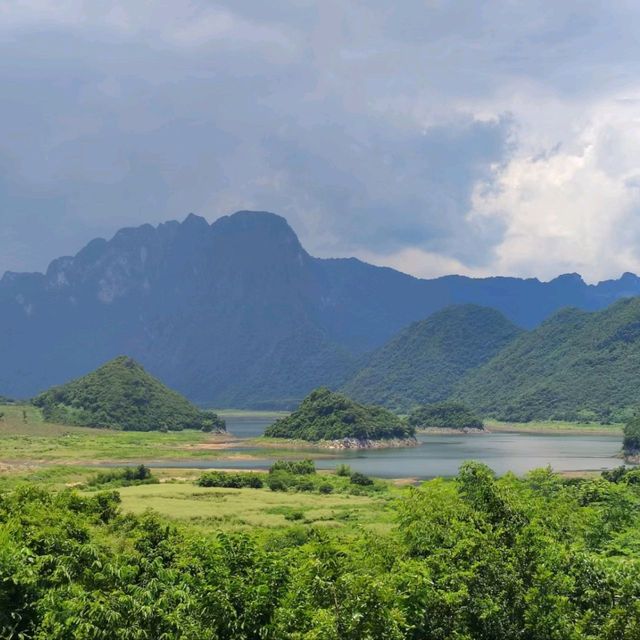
[354,246,485,280]
[468,91,640,282]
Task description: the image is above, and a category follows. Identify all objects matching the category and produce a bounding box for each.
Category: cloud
[467,90,640,281]
[1,1,640,282]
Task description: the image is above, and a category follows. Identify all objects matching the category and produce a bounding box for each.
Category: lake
[202,415,624,479]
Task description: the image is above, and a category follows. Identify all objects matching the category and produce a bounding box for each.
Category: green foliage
[32,356,226,432]
[196,471,265,489]
[264,387,414,442]
[623,415,640,455]
[343,304,522,411]
[4,463,640,638]
[335,463,353,477]
[408,401,484,430]
[269,459,316,475]
[456,298,640,422]
[350,472,374,486]
[87,464,157,488]
[262,467,383,496]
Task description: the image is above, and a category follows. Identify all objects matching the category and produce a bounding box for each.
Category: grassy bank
[0,403,243,464]
[485,419,623,435]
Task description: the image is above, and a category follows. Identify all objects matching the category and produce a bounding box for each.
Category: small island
[33,356,225,432]
[264,387,416,448]
[408,402,485,433]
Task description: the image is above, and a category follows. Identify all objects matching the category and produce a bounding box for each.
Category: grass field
[115,482,396,534]
[0,403,254,464]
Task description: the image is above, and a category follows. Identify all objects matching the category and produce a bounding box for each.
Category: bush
[295,479,315,492]
[318,483,334,494]
[284,510,304,521]
[267,475,289,492]
[196,471,264,489]
[269,459,316,475]
[350,472,374,486]
[335,463,352,477]
[88,464,157,488]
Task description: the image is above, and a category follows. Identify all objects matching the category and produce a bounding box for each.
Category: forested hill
[342,305,522,411]
[455,297,640,422]
[2,210,640,407]
[33,356,225,432]
[264,387,414,442]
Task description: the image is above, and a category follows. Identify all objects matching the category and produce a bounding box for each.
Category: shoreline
[251,436,419,450]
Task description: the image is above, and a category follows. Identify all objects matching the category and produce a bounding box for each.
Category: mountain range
[455,297,640,422]
[342,305,522,411]
[3,210,640,408]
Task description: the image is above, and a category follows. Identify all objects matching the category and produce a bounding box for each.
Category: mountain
[2,210,640,407]
[342,305,522,410]
[33,356,225,431]
[454,297,640,422]
[263,387,414,443]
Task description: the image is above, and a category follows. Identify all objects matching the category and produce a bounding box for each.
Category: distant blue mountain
[2,211,639,407]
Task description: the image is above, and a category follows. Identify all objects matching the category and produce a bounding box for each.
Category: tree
[623,414,640,455]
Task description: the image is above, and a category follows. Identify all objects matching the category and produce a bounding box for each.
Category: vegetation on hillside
[343,305,522,411]
[3,462,640,638]
[408,402,484,430]
[33,356,225,432]
[456,298,640,422]
[264,387,414,442]
[623,414,640,456]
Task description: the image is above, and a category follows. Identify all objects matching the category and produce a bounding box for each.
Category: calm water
[198,416,624,479]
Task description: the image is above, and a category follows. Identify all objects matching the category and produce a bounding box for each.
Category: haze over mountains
[2,210,640,408]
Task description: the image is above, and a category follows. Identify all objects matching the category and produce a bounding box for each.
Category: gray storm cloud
[2,1,640,282]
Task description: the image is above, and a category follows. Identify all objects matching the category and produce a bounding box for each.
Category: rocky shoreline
[320,436,419,450]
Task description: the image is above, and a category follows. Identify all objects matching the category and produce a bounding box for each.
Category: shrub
[350,472,374,486]
[295,479,315,492]
[196,471,264,489]
[269,459,316,475]
[318,483,334,494]
[88,464,157,488]
[267,475,289,492]
[335,463,352,477]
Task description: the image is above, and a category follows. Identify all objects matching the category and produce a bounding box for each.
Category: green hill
[33,356,225,432]
[342,305,522,411]
[264,387,414,443]
[455,297,640,422]
[408,402,484,431]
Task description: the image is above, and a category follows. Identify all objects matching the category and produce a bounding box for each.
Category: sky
[2,1,640,283]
